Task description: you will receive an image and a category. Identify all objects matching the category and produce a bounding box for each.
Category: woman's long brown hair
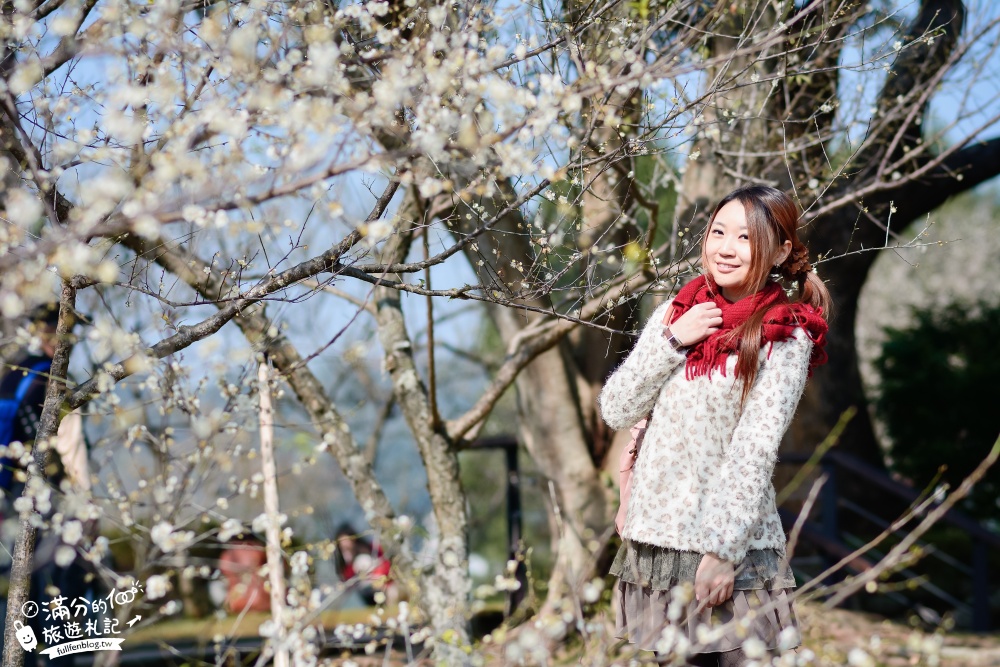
[699,185,832,404]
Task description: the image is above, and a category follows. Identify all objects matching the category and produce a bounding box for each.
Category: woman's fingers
[670,303,727,347]
[710,582,726,607]
[707,580,731,607]
[695,580,711,604]
[697,576,734,608]
[695,554,735,608]
[699,577,715,606]
[699,304,722,318]
[717,581,732,607]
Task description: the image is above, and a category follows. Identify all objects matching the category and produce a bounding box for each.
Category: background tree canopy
[875,301,1000,521]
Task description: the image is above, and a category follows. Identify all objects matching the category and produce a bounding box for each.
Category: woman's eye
[739,234,749,240]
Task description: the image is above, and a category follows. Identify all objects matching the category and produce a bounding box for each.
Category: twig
[824,435,1000,607]
[785,474,827,561]
[258,362,289,667]
[776,407,855,506]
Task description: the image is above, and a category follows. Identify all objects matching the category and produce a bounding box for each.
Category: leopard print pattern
[598,301,813,564]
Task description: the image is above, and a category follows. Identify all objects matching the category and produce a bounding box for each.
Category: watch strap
[663,326,685,351]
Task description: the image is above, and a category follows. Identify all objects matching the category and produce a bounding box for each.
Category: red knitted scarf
[668,275,829,379]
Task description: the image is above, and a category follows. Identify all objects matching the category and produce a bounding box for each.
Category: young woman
[599,185,830,666]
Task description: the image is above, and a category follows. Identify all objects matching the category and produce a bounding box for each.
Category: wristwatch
[663,326,686,352]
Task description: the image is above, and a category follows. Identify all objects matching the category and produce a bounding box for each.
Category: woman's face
[705,200,754,301]
[337,535,356,553]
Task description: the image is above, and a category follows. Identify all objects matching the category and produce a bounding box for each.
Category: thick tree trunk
[509,345,611,612]
[785,0,969,469]
[785,245,883,466]
[440,166,614,617]
[475,287,611,616]
[374,196,472,657]
[376,298,471,653]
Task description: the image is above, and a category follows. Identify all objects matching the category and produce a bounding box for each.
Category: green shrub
[874,302,1000,521]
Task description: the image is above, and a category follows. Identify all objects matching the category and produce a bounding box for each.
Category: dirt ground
[320,600,1000,666]
[150,599,997,666]
[796,601,1000,667]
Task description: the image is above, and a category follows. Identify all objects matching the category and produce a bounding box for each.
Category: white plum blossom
[742,637,767,659]
[86,317,141,363]
[290,551,309,576]
[150,521,195,553]
[418,177,444,198]
[150,522,173,547]
[778,626,801,651]
[1,294,25,319]
[251,512,287,533]
[4,189,43,227]
[218,518,243,542]
[146,574,171,600]
[847,647,876,667]
[61,520,83,546]
[581,577,604,603]
[362,219,393,247]
[54,546,76,568]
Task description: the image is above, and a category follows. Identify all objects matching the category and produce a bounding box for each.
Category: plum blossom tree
[0,0,999,664]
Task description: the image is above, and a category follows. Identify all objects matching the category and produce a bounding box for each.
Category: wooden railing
[778,449,998,631]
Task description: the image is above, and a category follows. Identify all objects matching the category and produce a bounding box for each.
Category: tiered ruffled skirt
[610,541,800,653]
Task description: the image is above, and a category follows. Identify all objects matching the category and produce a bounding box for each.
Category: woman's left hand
[695,553,735,607]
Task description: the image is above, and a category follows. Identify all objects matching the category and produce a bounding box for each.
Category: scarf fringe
[670,276,828,379]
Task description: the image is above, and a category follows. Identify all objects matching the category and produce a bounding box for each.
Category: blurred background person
[333,523,396,607]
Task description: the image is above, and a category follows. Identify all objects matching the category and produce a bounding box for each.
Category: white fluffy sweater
[598,300,813,564]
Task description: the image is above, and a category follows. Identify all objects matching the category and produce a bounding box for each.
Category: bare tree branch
[372,194,471,652]
[1,280,75,667]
